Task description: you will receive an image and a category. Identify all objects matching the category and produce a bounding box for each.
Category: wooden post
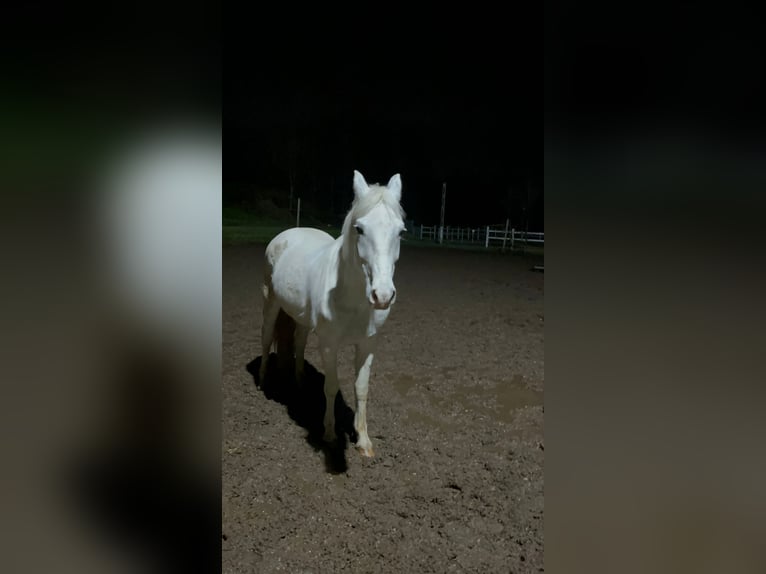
[296,197,301,227]
[502,218,510,251]
[525,179,530,255]
[439,182,446,244]
[485,226,490,248]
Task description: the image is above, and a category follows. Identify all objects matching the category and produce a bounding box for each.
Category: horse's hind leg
[274,309,297,375]
[294,324,309,382]
[319,343,339,443]
[258,294,280,385]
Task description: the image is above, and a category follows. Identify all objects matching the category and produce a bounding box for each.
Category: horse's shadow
[246,354,357,474]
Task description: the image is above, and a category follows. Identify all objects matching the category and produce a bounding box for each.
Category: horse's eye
[355,225,364,236]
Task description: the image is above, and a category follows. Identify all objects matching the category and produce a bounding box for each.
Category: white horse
[258,170,405,456]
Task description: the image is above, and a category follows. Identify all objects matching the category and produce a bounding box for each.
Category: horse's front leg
[354,338,376,457]
[320,343,339,443]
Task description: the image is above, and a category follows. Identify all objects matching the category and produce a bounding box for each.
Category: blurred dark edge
[547,4,766,573]
[1,2,222,573]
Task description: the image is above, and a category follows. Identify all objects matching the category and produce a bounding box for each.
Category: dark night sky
[225,8,540,228]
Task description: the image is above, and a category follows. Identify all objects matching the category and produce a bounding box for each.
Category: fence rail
[415,224,543,249]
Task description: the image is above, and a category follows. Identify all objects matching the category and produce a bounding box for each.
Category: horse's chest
[331,304,389,341]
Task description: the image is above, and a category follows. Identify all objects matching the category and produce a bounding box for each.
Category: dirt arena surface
[222,243,544,573]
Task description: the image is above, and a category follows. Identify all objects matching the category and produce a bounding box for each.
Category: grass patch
[223,225,292,245]
[223,221,543,255]
[222,205,542,256]
[223,207,342,246]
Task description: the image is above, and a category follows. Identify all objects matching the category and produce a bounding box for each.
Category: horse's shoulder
[286,227,334,245]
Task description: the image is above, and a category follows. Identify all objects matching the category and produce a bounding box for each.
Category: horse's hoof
[356,444,375,457]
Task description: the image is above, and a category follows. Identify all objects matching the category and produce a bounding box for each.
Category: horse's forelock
[343,184,405,235]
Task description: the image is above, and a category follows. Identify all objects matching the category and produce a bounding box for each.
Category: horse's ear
[353,170,370,198]
[387,173,402,202]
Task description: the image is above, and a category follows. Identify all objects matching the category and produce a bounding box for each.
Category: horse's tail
[274,308,295,370]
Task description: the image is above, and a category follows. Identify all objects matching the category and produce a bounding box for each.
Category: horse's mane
[341,184,406,237]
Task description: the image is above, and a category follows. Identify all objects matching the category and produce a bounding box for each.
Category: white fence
[420,225,438,241]
[418,225,485,243]
[484,227,544,249]
[416,224,544,249]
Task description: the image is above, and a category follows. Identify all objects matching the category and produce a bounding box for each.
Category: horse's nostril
[392,288,396,299]
[372,290,379,303]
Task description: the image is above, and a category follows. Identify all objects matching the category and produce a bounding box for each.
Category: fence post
[502,218,509,251]
[511,228,515,250]
[296,198,301,227]
[485,226,489,248]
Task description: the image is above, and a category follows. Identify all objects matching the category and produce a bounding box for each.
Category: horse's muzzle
[371,287,395,309]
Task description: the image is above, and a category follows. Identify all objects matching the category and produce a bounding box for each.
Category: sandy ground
[222,243,544,573]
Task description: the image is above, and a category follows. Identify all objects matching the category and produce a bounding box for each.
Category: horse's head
[350,170,406,310]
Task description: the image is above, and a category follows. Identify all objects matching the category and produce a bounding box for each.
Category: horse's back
[263,227,337,323]
[265,227,334,268]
